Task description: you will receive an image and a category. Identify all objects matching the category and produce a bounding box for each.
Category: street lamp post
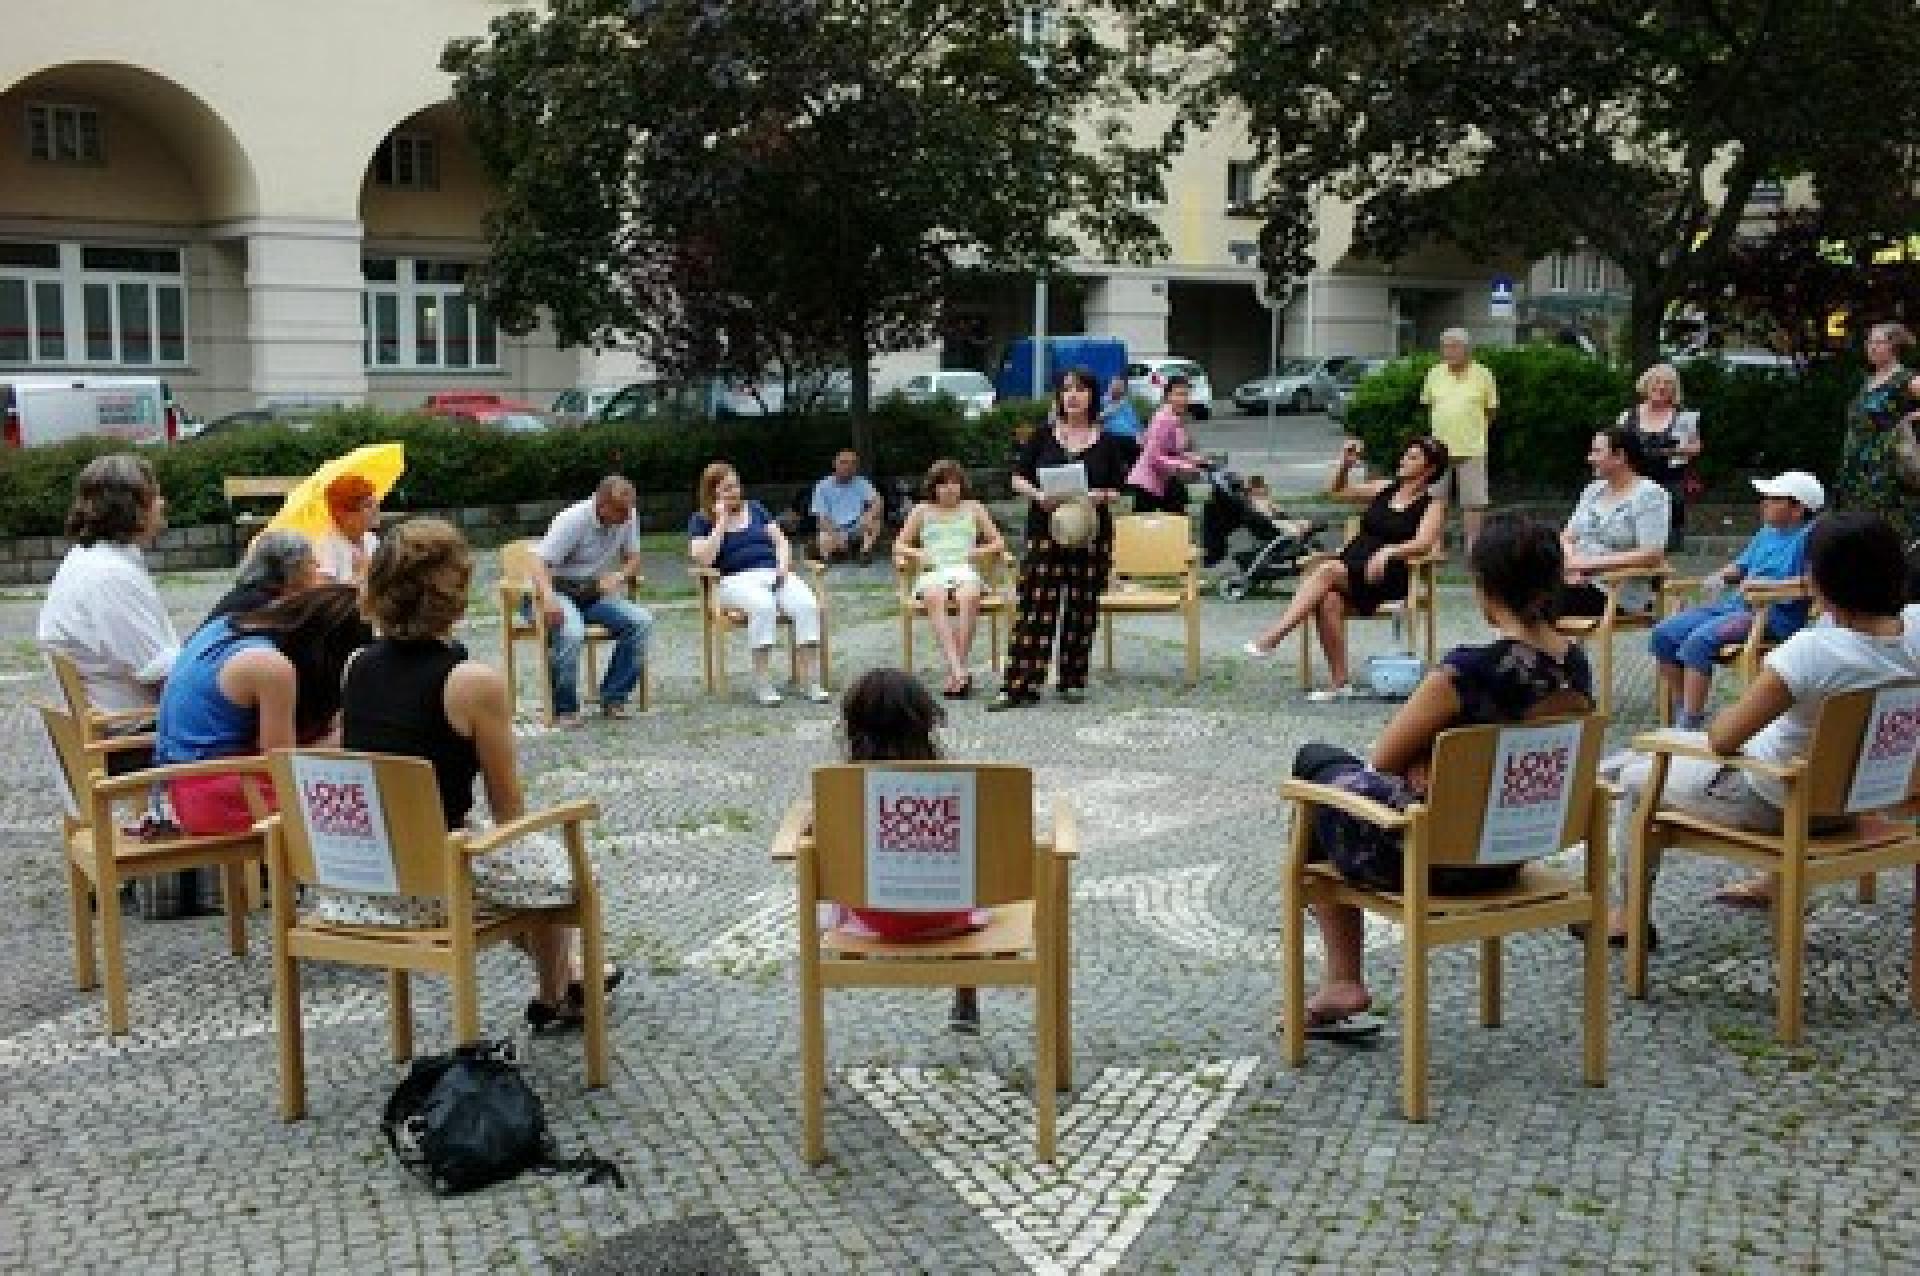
[1022,6,1055,402]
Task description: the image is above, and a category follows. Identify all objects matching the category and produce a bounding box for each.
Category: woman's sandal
[524,999,585,1035]
[986,690,1035,712]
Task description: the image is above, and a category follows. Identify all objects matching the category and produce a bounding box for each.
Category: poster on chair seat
[1478,722,1581,864]
[864,769,977,910]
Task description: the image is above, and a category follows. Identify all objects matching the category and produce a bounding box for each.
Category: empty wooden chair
[1294,517,1443,687]
[894,547,1015,674]
[773,763,1078,1162]
[1552,562,1670,716]
[497,539,648,725]
[1280,711,1610,1120]
[1623,684,1920,1044]
[693,560,832,696]
[38,704,267,1036]
[1098,513,1202,686]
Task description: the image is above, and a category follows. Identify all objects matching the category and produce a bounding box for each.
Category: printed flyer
[863,768,977,910]
[1845,685,1920,813]
[292,755,400,894]
[1477,722,1582,865]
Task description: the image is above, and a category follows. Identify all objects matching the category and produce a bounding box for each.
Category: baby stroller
[1201,468,1325,601]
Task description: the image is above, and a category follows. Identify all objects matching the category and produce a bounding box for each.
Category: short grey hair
[1439,327,1471,347]
[235,530,316,594]
[596,475,636,503]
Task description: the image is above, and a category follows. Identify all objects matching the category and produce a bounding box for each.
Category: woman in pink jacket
[1125,377,1211,514]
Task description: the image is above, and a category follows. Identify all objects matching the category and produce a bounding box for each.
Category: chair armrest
[1739,580,1810,603]
[1629,729,1804,782]
[1279,777,1411,830]
[1589,560,1670,584]
[689,565,720,581]
[83,733,156,757]
[464,799,600,855]
[91,755,271,799]
[1660,576,1705,604]
[770,798,812,862]
[1048,797,1080,859]
[89,706,158,728]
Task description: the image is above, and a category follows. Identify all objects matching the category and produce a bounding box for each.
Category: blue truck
[993,336,1129,403]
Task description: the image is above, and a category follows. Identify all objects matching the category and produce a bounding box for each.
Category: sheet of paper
[1037,463,1089,497]
[864,768,977,910]
[1845,685,1920,813]
[292,754,400,894]
[1477,721,1583,864]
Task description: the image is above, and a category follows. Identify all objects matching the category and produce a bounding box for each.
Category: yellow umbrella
[263,443,407,545]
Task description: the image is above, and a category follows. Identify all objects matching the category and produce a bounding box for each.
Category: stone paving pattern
[2,555,1918,1274]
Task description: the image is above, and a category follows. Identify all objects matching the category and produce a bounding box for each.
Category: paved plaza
[2,561,1918,1274]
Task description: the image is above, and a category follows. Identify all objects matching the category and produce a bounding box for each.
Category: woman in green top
[897,458,1006,699]
[1834,321,1920,543]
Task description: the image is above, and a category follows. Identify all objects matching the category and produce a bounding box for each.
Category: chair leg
[1911,864,1920,1016]
[1402,931,1430,1122]
[701,622,717,693]
[223,863,248,956]
[800,979,827,1165]
[66,861,96,991]
[274,945,306,1121]
[1184,602,1199,686]
[452,955,480,1048]
[1858,873,1878,905]
[1102,612,1114,673]
[580,907,610,1090]
[1775,860,1808,1045]
[585,640,602,710]
[1054,866,1073,1092]
[714,631,729,696]
[1035,933,1059,1163]
[1625,835,1655,1000]
[387,969,413,1062]
[1478,937,1502,1028]
[1596,630,1615,718]
[537,644,557,727]
[1584,895,1609,1087]
[1281,873,1307,1068]
[99,874,130,1037]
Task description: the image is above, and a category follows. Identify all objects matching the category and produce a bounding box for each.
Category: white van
[0,375,181,448]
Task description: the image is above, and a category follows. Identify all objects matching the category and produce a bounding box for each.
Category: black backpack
[381,1040,623,1195]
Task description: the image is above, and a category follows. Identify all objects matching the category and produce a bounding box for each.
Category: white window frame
[1584,254,1605,293]
[26,102,104,165]
[361,256,500,371]
[374,132,439,191]
[1549,253,1570,293]
[0,241,187,368]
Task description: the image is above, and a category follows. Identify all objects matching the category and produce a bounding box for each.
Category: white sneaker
[1243,640,1276,658]
[754,683,783,707]
[1306,684,1356,703]
[801,683,833,704]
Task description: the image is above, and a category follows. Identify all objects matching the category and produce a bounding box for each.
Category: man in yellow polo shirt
[1420,327,1499,550]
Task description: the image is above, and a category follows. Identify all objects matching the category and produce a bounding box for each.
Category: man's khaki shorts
[1442,455,1489,509]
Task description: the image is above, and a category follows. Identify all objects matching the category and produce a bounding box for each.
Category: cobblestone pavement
[3,562,1918,1274]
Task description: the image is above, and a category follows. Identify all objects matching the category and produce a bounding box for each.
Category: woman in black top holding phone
[990,367,1132,710]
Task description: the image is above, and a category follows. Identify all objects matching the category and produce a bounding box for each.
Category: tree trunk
[846,322,875,462]
[1627,277,1667,373]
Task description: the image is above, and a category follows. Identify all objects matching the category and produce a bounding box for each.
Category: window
[1584,254,1606,293]
[1549,253,1571,292]
[1226,160,1258,214]
[0,240,187,367]
[26,104,103,164]
[372,133,439,190]
[362,257,500,370]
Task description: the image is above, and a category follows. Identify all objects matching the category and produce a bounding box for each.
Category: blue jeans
[549,593,652,714]
[1650,600,1759,674]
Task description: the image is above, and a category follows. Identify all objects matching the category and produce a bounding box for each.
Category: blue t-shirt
[810,475,877,529]
[1100,399,1142,440]
[689,500,780,576]
[1735,520,1814,630]
[154,617,275,765]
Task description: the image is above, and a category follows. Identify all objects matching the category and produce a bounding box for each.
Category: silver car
[898,369,996,418]
[1232,355,1356,414]
[1325,357,1392,424]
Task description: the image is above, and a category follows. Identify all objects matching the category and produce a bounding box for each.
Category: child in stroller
[1202,469,1324,601]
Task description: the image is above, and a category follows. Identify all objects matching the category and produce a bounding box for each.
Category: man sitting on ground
[811,449,882,565]
[525,476,653,724]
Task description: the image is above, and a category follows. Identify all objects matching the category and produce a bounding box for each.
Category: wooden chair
[43,647,156,764]
[1623,685,1920,1044]
[893,547,1016,674]
[1552,562,1671,717]
[263,749,608,1120]
[497,539,649,725]
[693,560,832,697]
[37,704,268,1037]
[1295,517,1443,688]
[1654,578,1814,726]
[1099,513,1202,686]
[1280,710,1610,1121]
[772,763,1078,1163]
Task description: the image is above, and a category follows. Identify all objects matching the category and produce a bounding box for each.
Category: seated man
[1650,470,1819,729]
[525,476,653,723]
[811,449,882,565]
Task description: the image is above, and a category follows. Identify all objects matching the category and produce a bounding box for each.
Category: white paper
[863,769,977,910]
[1037,463,1089,497]
[1476,722,1583,865]
[1845,685,1920,813]
[291,755,400,894]
[35,714,78,820]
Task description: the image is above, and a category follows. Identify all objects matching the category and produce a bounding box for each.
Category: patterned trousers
[1002,536,1112,696]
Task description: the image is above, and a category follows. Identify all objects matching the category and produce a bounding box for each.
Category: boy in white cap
[1647,469,1823,729]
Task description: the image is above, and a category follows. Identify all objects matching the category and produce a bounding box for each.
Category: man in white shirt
[37,455,180,714]
[525,476,652,722]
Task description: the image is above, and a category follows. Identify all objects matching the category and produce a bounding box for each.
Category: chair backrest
[1112,513,1192,578]
[499,538,540,587]
[34,704,86,824]
[1803,682,1920,817]
[808,763,1036,909]
[43,647,90,722]
[1421,712,1607,866]
[267,749,454,898]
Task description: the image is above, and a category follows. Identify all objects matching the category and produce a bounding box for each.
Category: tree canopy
[1120,0,1920,366]
[444,0,1167,451]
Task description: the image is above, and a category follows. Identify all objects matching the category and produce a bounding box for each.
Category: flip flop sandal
[1301,1010,1386,1042]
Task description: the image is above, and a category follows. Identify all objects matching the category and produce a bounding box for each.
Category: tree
[444,0,1167,455]
[1119,0,1920,369]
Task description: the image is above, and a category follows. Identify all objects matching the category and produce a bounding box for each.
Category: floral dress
[1835,365,1917,543]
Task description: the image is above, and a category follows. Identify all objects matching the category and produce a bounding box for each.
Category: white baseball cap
[1751,470,1825,511]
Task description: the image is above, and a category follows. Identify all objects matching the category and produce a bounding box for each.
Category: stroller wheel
[1217,575,1250,603]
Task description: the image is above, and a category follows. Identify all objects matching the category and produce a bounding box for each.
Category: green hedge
[0,401,1000,539]
[1344,347,1859,495]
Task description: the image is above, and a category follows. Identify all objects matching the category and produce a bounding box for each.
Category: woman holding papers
[989,368,1132,710]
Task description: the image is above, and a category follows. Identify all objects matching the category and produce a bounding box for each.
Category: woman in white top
[1597,513,1920,940]
[1618,363,1700,550]
[896,458,1006,699]
[314,473,381,584]
[1560,427,1671,617]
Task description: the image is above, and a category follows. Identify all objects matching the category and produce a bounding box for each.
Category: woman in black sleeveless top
[325,518,613,1033]
[1245,436,1451,700]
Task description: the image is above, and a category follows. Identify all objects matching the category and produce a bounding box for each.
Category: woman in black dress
[989,367,1133,710]
[1245,436,1450,700]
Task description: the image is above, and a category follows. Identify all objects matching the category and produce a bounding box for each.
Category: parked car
[994,335,1129,402]
[897,370,996,418]
[1232,355,1357,414]
[193,405,325,437]
[424,392,550,429]
[1126,357,1213,419]
[0,375,182,448]
[1324,357,1392,424]
[550,386,627,426]
[1671,348,1801,376]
